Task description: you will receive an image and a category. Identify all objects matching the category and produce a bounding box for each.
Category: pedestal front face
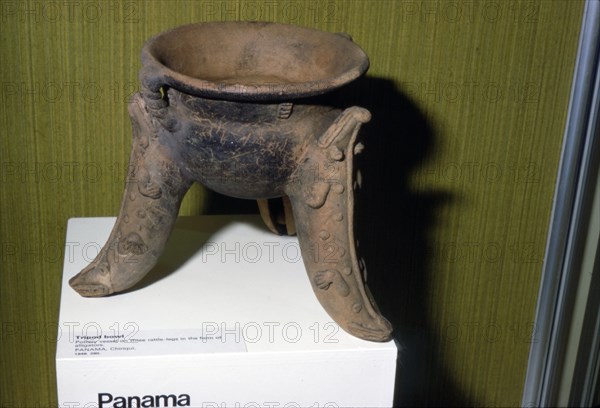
[57,216,397,407]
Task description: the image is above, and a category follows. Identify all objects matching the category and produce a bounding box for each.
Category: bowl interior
[146,22,368,97]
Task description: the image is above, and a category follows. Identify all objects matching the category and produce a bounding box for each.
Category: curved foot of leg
[286,107,392,342]
[70,95,191,296]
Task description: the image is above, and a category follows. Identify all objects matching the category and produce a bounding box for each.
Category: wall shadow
[122,216,229,293]
[124,215,268,293]
[203,190,259,215]
[331,76,472,406]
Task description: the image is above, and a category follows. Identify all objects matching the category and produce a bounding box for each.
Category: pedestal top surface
[58,215,396,357]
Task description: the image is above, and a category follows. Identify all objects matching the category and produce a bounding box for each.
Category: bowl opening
[145,22,369,99]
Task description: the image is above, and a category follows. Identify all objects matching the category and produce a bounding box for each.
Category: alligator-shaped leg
[285,107,393,342]
[69,95,192,296]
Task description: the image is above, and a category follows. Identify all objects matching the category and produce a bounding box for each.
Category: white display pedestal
[56,215,397,407]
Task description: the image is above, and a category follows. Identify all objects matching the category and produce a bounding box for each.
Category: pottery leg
[286,107,393,342]
[69,95,192,297]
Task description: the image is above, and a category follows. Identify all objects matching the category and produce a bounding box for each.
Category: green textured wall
[0,0,583,406]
